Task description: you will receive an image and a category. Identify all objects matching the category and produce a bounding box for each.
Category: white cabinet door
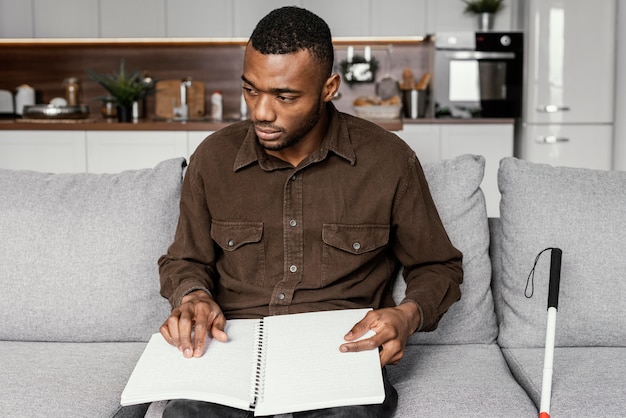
[519,124,613,171]
[86,131,187,173]
[0,130,87,173]
[440,124,514,217]
[100,0,166,38]
[303,0,369,37]
[0,0,33,37]
[396,124,440,164]
[425,0,516,33]
[525,0,616,124]
[187,131,213,157]
[166,0,233,37]
[32,0,99,38]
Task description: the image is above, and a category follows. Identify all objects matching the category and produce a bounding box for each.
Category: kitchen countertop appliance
[433,32,523,118]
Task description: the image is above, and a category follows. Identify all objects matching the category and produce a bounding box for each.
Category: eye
[277,95,296,103]
[243,86,258,96]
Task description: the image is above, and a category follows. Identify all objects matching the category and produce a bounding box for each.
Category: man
[158,6,462,417]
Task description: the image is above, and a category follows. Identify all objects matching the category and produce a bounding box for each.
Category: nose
[252,94,276,122]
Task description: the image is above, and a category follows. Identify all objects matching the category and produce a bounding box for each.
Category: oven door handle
[536,136,570,144]
[441,51,516,60]
[536,105,571,113]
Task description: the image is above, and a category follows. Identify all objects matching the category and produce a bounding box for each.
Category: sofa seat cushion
[0,158,185,342]
[502,347,626,417]
[394,154,498,344]
[496,158,626,348]
[388,344,536,416]
[0,341,147,418]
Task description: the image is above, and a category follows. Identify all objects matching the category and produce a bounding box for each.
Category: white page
[121,319,258,410]
[255,309,384,415]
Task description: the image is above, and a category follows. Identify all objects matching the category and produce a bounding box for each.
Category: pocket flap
[211,221,263,251]
[322,224,389,255]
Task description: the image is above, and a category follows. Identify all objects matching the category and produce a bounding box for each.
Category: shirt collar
[233,103,356,172]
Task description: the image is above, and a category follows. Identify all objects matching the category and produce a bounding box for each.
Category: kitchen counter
[0,117,514,132]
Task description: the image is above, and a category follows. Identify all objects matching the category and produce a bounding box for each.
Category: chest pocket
[211,221,265,285]
[321,224,389,286]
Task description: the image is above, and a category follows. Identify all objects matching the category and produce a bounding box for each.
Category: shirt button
[352,242,361,251]
[289,265,298,273]
[290,175,297,181]
[289,219,297,227]
[228,239,235,247]
[278,293,286,300]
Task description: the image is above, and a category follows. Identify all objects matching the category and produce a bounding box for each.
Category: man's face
[242,45,333,152]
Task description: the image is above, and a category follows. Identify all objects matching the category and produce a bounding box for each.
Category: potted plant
[462,0,505,30]
[87,60,155,122]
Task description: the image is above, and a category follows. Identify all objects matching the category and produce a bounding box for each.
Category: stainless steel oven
[433,32,523,118]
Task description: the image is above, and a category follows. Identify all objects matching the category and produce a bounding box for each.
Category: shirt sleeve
[391,153,463,332]
[158,159,218,308]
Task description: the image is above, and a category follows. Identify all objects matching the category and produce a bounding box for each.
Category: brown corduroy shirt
[159,104,463,332]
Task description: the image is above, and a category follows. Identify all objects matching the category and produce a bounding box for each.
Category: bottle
[63,77,81,106]
[15,84,35,115]
[211,91,223,121]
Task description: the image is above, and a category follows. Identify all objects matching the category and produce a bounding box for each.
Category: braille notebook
[121,308,384,415]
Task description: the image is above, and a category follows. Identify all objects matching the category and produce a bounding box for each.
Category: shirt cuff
[400,298,424,332]
[178,286,213,306]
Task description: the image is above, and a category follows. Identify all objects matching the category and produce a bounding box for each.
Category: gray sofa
[1,153,624,417]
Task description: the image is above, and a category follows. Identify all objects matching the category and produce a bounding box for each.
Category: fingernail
[340,345,348,352]
[184,348,192,357]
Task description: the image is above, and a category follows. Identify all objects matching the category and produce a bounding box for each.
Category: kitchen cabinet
[523,0,615,124]
[371,0,427,37]
[397,124,440,164]
[166,0,232,37]
[303,0,370,37]
[86,131,187,173]
[0,0,521,39]
[425,0,519,33]
[32,0,99,38]
[398,123,513,217]
[100,0,166,38]
[519,125,613,171]
[0,0,33,37]
[0,130,87,173]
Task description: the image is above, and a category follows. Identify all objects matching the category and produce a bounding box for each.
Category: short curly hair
[249,6,334,77]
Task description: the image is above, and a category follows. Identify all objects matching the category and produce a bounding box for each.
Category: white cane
[539,248,562,418]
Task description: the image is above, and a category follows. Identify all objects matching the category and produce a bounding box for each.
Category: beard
[255,99,324,152]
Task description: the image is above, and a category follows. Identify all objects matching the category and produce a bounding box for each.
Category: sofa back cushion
[394,154,498,344]
[495,158,626,348]
[0,158,184,342]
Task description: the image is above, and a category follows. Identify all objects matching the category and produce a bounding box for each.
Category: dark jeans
[163,368,398,418]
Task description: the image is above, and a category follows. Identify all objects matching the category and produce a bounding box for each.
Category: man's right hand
[160,290,229,358]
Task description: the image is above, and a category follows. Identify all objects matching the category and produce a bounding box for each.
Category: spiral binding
[249,318,267,409]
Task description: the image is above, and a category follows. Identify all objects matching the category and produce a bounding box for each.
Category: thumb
[211,314,229,342]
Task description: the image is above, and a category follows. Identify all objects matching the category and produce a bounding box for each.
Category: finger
[209,311,229,342]
[192,316,209,358]
[162,312,181,348]
[344,312,375,341]
[177,309,195,358]
[340,334,382,353]
[159,321,173,345]
[379,341,404,366]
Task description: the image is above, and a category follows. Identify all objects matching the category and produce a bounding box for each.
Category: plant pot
[477,12,495,31]
[116,105,133,123]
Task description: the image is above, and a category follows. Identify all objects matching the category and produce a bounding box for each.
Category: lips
[255,126,282,141]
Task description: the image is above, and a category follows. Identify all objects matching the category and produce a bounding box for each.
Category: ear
[321,73,341,102]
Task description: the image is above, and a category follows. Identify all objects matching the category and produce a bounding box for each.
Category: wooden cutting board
[155,80,205,118]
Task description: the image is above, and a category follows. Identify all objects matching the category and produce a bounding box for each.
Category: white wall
[614,1,626,171]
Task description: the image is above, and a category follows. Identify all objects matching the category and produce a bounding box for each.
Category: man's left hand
[340,303,420,366]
